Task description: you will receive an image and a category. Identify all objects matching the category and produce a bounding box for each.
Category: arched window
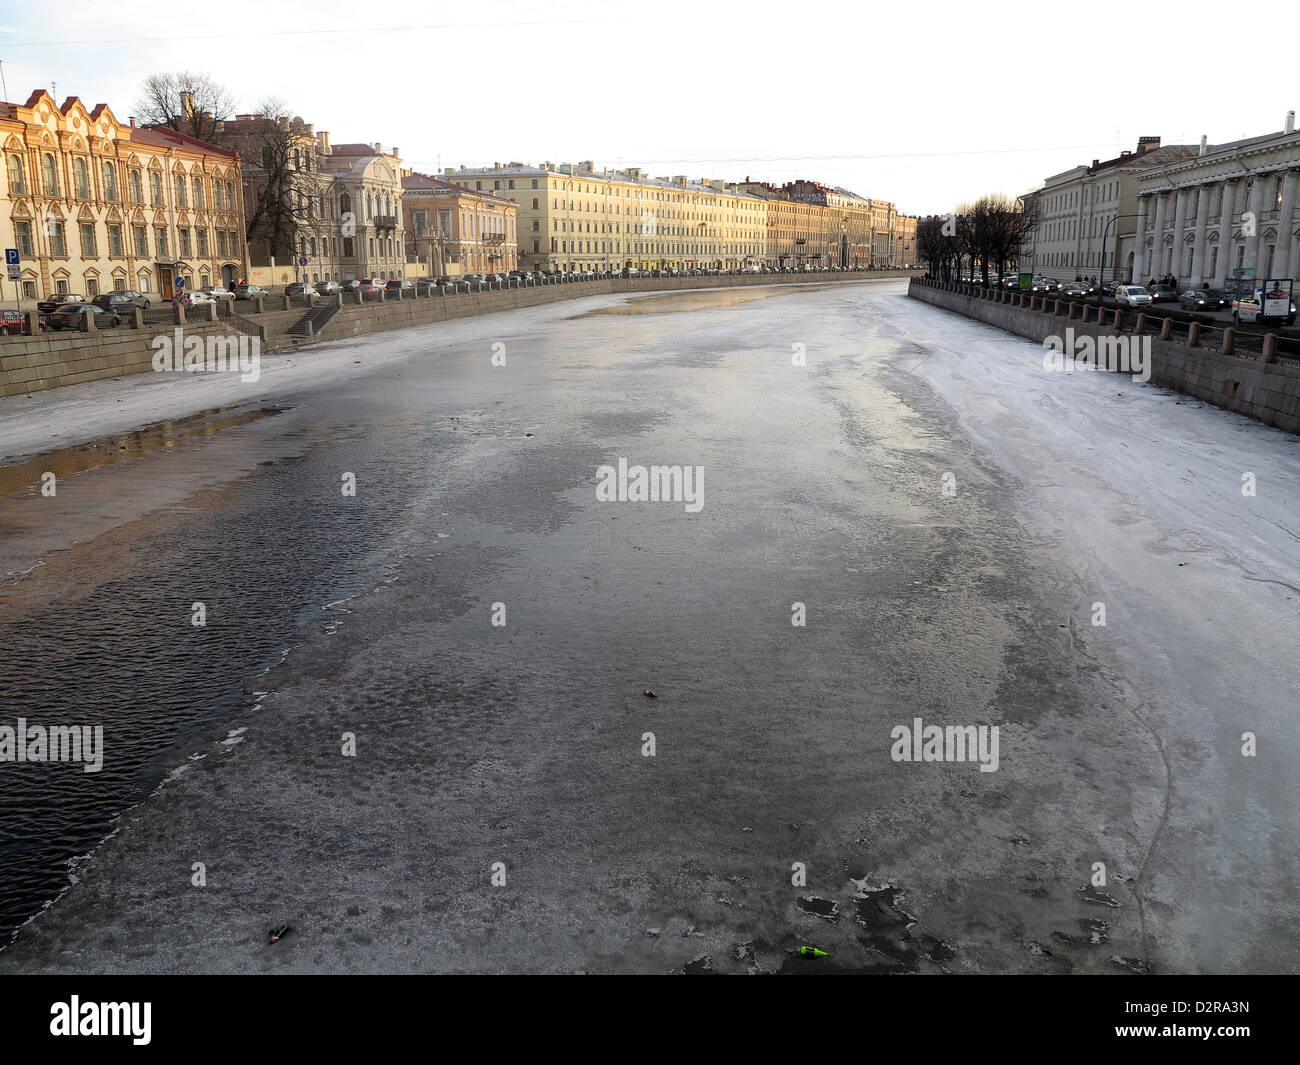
[174,172,187,207]
[42,153,58,196]
[339,192,351,216]
[103,161,118,201]
[192,175,204,209]
[149,171,163,205]
[7,153,25,193]
[129,170,143,204]
[366,192,374,219]
[310,238,317,256]
[213,182,224,211]
[74,158,90,198]
[262,146,274,169]
[225,181,234,208]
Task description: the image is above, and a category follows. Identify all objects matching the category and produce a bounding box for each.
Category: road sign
[6,265,18,282]
[299,256,308,266]
[5,249,18,266]
[175,277,185,289]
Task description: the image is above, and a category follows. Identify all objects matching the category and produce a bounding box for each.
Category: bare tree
[134,71,235,145]
[236,99,322,266]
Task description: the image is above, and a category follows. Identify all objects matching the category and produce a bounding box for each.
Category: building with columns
[1018,137,1198,284]
[1133,114,1300,292]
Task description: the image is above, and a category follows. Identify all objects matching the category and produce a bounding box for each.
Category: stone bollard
[1159,317,1172,340]
[1112,310,1122,328]
[1261,332,1277,363]
[1219,327,1234,355]
[131,308,143,330]
[206,302,219,322]
[176,303,187,325]
[281,295,291,311]
[80,307,98,333]
[27,310,40,334]
[254,296,265,313]
[1187,322,1200,348]
[1135,313,1145,333]
[337,293,344,308]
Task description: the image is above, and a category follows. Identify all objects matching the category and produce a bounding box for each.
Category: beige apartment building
[445,162,767,273]
[401,171,517,276]
[0,89,248,301]
[894,214,917,268]
[219,112,406,286]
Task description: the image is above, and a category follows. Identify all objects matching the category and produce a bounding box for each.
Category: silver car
[1116,285,1153,308]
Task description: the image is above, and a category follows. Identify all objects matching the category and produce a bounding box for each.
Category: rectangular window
[16,221,33,257]
[156,228,169,257]
[108,225,124,256]
[197,229,208,256]
[114,278,126,291]
[217,231,228,257]
[179,229,191,257]
[56,278,69,294]
[50,223,67,257]
[134,226,148,257]
[86,277,99,296]
[80,222,98,256]
[22,280,36,299]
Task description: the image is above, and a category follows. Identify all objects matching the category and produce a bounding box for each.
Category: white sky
[0,0,1290,216]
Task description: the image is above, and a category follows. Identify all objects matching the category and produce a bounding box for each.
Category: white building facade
[1134,114,1300,291]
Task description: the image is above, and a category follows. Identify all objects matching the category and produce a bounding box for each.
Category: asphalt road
[0,279,1296,973]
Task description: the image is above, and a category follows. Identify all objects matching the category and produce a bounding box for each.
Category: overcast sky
[1,0,1292,216]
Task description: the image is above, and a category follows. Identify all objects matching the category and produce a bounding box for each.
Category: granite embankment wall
[0,271,918,397]
[908,278,1300,436]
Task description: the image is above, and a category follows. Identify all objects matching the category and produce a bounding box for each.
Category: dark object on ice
[644,689,657,698]
[798,945,829,958]
[268,925,292,944]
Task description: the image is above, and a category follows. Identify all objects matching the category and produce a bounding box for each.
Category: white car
[1232,289,1297,326]
[1115,285,1153,308]
[178,289,215,306]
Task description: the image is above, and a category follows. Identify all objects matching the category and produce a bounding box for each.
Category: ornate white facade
[1134,116,1300,290]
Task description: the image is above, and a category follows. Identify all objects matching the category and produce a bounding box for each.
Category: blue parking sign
[5,249,18,265]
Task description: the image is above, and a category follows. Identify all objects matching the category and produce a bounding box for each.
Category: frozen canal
[0,278,1296,973]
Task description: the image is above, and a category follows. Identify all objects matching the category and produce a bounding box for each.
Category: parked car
[315,280,342,295]
[46,303,120,330]
[385,278,415,295]
[200,285,236,302]
[37,292,86,314]
[1178,289,1229,312]
[340,279,362,293]
[178,289,216,307]
[1115,285,1153,308]
[1233,289,1298,326]
[0,309,30,335]
[358,280,385,301]
[284,282,317,298]
[97,289,151,309]
[1148,283,1179,303]
[1060,282,1090,298]
[234,283,269,300]
[1031,276,1060,294]
[91,293,146,316]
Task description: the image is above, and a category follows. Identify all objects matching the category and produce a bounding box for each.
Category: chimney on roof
[129,116,136,128]
[494,161,501,169]
[318,130,330,153]
[1091,159,1099,167]
[180,90,195,117]
[305,123,313,135]
[1288,110,1296,134]
[444,168,455,177]
[1199,135,1207,156]
[393,146,399,158]
[1137,135,1160,153]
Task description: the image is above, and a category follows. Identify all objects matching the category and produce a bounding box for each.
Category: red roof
[133,124,238,159]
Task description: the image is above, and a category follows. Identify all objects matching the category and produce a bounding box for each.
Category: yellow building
[0,89,248,302]
[446,161,767,273]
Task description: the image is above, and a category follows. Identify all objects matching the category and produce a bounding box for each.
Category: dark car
[340,279,362,293]
[385,278,415,296]
[45,303,120,330]
[358,280,385,301]
[1148,283,1179,303]
[37,292,86,314]
[0,309,30,336]
[1179,289,1228,312]
[284,282,317,297]
[92,293,146,315]
[95,289,151,309]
